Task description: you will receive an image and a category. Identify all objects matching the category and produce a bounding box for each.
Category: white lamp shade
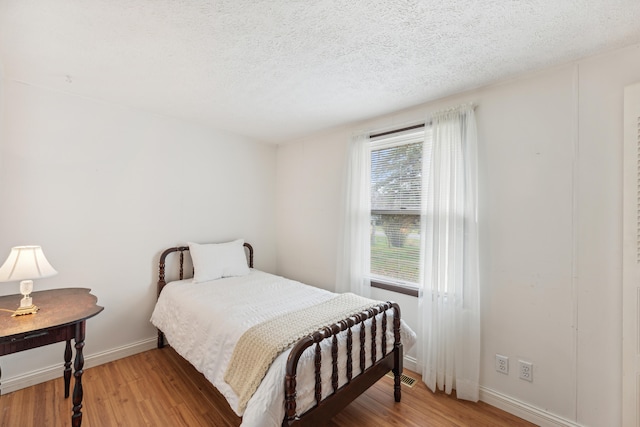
[0,246,58,282]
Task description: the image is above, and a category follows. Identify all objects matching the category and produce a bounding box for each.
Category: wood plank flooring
[0,347,536,426]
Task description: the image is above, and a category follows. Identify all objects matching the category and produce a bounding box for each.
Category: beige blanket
[224,292,379,412]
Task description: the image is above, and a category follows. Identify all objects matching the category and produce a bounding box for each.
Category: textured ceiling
[1,1,640,143]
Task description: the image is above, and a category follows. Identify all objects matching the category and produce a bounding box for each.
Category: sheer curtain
[336,133,372,297]
[418,104,480,401]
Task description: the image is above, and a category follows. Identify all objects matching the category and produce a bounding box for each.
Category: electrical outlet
[519,360,533,382]
[495,354,509,374]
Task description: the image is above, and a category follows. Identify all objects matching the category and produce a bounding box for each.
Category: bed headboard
[157,242,254,296]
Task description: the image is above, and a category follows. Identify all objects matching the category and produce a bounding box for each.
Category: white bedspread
[150,269,416,427]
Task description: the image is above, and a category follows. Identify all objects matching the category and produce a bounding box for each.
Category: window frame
[371,279,420,297]
[368,127,426,298]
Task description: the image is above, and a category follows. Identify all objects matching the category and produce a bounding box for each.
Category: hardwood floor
[0,347,536,426]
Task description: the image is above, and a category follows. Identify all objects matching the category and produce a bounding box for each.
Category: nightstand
[0,288,103,427]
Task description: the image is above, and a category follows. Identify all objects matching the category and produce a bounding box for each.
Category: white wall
[276,43,640,426]
[0,80,278,388]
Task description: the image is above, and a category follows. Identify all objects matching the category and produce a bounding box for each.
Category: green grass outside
[371,228,420,283]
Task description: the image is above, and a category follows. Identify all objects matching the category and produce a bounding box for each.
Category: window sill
[370,280,419,297]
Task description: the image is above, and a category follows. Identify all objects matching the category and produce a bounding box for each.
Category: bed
[150,240,416,427]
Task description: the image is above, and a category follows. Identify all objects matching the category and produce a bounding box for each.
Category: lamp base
[12,304,39,317]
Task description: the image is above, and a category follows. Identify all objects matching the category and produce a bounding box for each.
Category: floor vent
[385,372,417,388]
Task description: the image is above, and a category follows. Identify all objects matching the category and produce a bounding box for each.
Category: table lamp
[0,246,58,316]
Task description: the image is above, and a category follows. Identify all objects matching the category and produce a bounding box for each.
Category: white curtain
[336,133,372,297]
[418,104,480,401]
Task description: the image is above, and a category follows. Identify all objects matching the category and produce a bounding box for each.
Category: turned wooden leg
[394,371,401,402]
[157,329,165,349]
[64,339,72,398]
[72,322,86,427]
[393,343,403,402]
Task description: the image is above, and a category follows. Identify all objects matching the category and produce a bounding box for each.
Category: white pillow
[188,239,250,283]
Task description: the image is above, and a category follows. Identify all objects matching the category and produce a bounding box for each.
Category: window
[369,128,430,296]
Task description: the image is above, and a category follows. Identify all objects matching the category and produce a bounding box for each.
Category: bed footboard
[283,301,402,426]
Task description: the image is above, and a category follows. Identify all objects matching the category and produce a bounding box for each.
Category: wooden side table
[0,288,103,427]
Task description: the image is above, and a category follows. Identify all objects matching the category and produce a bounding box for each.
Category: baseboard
[0,337,157,395]
[403,354,417,372]
[480,387,583,427]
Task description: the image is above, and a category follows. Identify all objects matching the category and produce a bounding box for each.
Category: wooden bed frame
[156,242,404,426]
